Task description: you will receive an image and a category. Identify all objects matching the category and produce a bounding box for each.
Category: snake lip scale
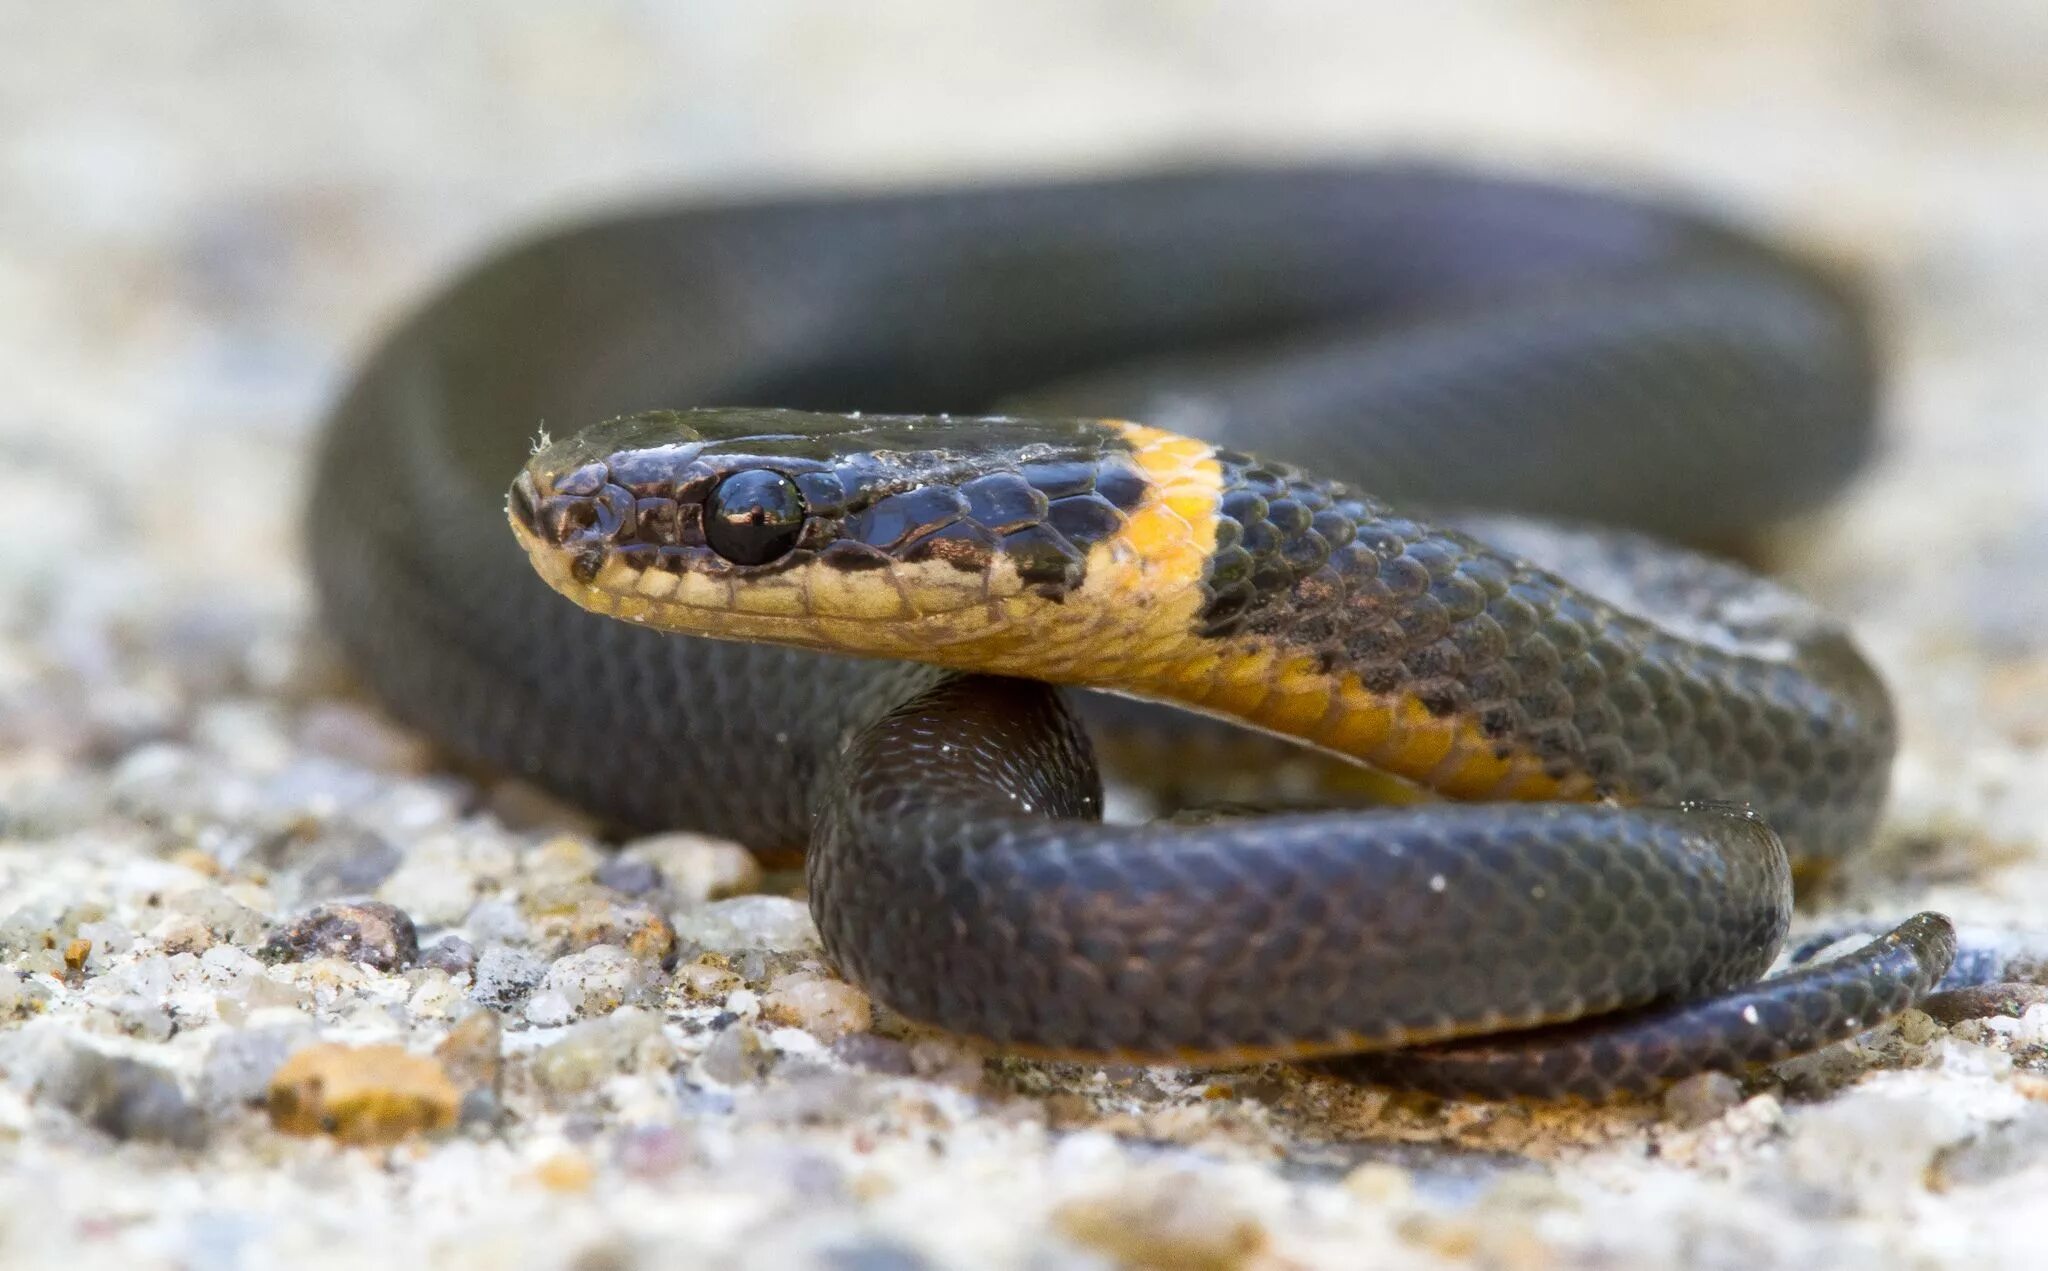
[312,164,1955,1100]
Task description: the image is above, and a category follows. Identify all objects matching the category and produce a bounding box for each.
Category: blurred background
[5,3,2048,1265]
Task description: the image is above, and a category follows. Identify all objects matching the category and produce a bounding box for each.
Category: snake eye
[705,470,807,565]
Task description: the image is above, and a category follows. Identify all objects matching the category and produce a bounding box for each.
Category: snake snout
[508,470,543,537]
[509,463,638,551]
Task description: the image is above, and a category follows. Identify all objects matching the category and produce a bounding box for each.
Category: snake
[307,164,1956,1100]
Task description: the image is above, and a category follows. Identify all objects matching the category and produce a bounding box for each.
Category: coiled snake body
[309,166,1953,1099]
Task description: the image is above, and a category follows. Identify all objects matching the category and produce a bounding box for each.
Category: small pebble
[830,1034,918,1076]
[525,835,603,890]
[1894,1008,1944,1045]
[261,901,418,971]
[905,1038,985,1087]
[471,945,547,1010]
[1342,1163,1413,1205]
[267,825,404,902]
[0,968,52,1018]
[199,944,266,986]
[378,830,517,927]
[457,1086,502,1131]
[1663,1071,1745,1126]
[17,948,63,977]
[75,920,135,970]
[267,1042,460,1145]
[760,971,872,1041]
[525,989,577,1027]
[464,899,530,945]
[539,944,652,1019]
[200,944,311,1014]
[1919,984,2048,1025]
[201,1025,317,1112]
[109,953,173,998]
[104,997,176,1042]
[741,1067,871,1129]
[0,899,93,954]
[435,1009,505,1100]
[177,887,267,946]
[420,935,477,978]
[532,1151,596,1192]
[146,913,214,955]
[1052,1174,1267,1271]
[673,896,817,954]
[38,1044,208,1149]
[670,960,743,1002]
[696,1021,773,1086]
[621,832,761,903]
[408,967,466,1018]
[546,900,676,965]
[531,1006,668,1095]
[592,855,662,897]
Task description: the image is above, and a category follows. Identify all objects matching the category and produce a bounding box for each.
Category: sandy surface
[4,3,2048,1267]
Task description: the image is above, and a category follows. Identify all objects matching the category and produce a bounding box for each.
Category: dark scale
[1044,494,1125,544]
[796,471,850,516]
[605,449,687,498]
[633,498,681,545]
[960,472,1047,532]
[849,485,970,552]
[554,462,609,496]
[1091,454,1149,509]
[1186,446,1894,859]
[999,525,1087,594]
[1019,459,1098,500]
[819,542,893,572]
[903,521,999,573]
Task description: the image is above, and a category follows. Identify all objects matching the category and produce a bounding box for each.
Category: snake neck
[1083,445,1590,805]
[1108,444,1893,856]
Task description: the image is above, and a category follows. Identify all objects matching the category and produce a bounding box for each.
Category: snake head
[510,407,1224,677]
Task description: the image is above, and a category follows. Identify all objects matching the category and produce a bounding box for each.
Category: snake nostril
[570,545,607,583]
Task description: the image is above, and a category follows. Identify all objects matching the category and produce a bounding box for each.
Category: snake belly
[307,165,1954,1099]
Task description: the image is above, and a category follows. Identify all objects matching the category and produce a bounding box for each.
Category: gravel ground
[5,3,2048,1268]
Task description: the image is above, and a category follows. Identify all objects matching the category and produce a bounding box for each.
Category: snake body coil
[309,166,1953,1099]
